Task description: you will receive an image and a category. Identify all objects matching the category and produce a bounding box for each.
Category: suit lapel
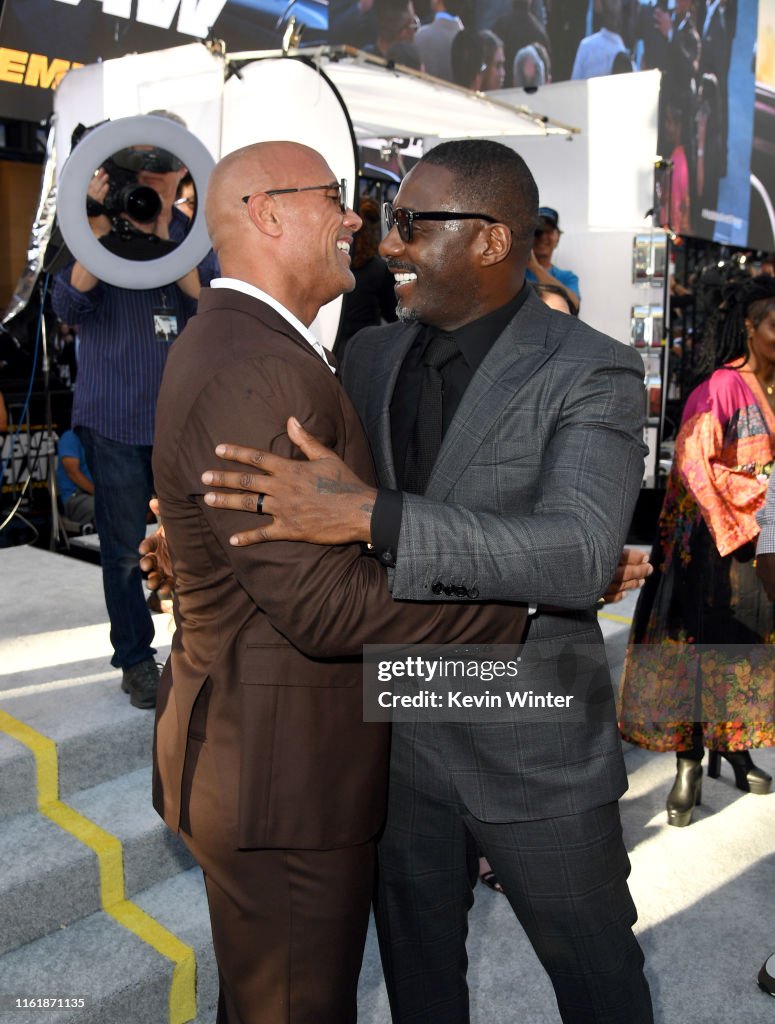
[198,287,334,375]
[425,293,556,501]
[365,323,422,489]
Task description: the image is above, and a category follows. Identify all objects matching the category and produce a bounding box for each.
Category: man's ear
[245,192,283,237]
[480,223,513,266]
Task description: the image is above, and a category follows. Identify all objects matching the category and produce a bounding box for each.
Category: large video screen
[331,0,771,251]
[3,1,774,252]
[649,1,758,249]
[0,0,328,122]
[751,0,775,249]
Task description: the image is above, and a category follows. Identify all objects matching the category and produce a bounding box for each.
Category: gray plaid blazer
[341,289,648,822]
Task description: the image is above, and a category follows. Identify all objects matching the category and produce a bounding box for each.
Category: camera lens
[122,184,161,223]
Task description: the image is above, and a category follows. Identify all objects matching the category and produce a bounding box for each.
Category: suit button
[380,549,394,564]
[443,585,453,596]
[431,581,444,594]
[470,588,479,599]
[453,586,467,597]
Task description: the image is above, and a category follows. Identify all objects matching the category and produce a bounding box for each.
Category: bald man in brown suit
[151,142,525,1023]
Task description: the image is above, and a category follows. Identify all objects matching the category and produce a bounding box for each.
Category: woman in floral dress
[619,274,775,826]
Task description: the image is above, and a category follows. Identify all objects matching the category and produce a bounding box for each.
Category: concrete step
[0,661,214,1022]
[0,663,157,818]
[0,867,217,1024]
[0,767,194,956]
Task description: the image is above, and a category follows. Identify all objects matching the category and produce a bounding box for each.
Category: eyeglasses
[242,179,347,213]
[383,202,499,244]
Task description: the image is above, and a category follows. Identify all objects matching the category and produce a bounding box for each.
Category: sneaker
[121,658,160,709]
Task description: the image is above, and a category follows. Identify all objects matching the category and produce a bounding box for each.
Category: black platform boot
[707,750,772,794]
[666,758,704,827]
[758,952,775,996]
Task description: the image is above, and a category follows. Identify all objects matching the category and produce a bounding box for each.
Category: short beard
[397,304,418,323]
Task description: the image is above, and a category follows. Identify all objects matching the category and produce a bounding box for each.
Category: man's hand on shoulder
[202,417,377,547]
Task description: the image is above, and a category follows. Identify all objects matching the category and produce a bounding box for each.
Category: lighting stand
[654,157,674,487]
[38,280,65,550]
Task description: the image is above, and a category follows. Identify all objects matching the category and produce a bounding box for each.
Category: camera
[99,154,160,223]
[91,147,183,224]
[51,120,188,264]
[72,122,183,225]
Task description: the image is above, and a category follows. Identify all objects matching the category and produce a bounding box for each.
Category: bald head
[204,140,361,326]
[206,141,322,260]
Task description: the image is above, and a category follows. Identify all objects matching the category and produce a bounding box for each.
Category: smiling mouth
[336,241,351,255]
[393,272,417,288]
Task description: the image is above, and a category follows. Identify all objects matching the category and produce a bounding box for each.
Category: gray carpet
[1,546,773,1024]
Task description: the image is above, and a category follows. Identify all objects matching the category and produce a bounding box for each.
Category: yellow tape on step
[0,709,196,1024]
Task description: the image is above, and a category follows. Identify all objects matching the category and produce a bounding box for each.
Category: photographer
[52,110,217,711]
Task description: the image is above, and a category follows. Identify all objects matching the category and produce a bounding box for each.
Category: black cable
[0,272,50,531]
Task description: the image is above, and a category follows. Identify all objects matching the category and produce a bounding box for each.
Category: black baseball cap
[536,206,560,232]
[112,146,184,173]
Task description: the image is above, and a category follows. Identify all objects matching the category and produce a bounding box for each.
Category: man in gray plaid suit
[200,140,654,1023]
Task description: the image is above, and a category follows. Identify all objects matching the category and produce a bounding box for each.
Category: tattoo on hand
[316,478,363,494]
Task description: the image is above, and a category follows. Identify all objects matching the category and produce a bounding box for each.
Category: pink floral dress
[618,366,775,752]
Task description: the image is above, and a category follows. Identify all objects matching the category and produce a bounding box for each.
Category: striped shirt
[52,211,218,446]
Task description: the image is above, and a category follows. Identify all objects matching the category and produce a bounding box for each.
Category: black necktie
[403,329,459,494]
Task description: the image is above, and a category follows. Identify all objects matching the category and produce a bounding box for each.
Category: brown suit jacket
[152,286,525,851]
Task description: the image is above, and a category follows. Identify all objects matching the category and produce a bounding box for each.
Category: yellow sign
[0,48,83,90]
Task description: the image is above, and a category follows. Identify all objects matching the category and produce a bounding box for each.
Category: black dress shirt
[370,285,530,566]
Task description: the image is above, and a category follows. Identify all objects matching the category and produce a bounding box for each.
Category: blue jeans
[77,427,156,670]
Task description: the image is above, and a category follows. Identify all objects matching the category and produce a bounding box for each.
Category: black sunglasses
[383,202,499,243]
[242,179,347,213]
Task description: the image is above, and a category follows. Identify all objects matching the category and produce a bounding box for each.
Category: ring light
[57,115,215,289]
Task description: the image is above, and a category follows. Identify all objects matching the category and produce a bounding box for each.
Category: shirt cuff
[371,488,403,567]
